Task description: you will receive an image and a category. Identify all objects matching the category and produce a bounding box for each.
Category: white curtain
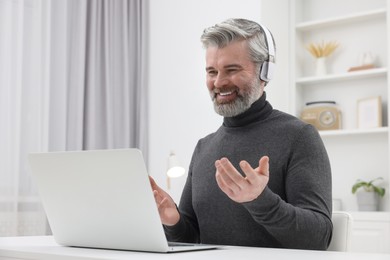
[0,0,49,236]
[48,0,148,152]
[0,0,148,236]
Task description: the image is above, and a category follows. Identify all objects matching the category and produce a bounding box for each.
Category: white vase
[356,191,380,211]
[315,57,327,76]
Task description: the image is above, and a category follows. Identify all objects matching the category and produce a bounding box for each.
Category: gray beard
[212,82,262,117]
[213,96,253,117]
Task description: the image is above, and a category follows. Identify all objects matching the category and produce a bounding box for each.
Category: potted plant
[352,177,386,211]
[305,40,339,76]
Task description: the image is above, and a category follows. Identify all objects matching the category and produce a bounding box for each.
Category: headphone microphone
[258,24,275,83]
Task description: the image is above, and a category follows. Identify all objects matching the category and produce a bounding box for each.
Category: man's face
[205,40,264,117]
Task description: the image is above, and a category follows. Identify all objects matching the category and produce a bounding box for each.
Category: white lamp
[166,151,185,189]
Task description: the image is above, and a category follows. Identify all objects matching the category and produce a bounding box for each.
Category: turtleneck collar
[223,92,273,128]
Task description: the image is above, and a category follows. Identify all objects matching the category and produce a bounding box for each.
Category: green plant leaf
[352,177,386,197]
[352,182,368,194]
[373,186,386,197]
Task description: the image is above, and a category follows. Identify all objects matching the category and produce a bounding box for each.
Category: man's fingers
[215,171,236,197]
[215,156,270,203]
[149,175,158,189]
[153,190,162,203]
[258,156,270,177]
[215,158,245,190]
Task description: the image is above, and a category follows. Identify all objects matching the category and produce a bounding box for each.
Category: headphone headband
[258,24,275,82]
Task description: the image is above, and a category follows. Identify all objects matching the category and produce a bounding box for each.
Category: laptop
[28,148,219,253]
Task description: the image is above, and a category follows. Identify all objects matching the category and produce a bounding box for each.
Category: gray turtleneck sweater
[164,93,332,250]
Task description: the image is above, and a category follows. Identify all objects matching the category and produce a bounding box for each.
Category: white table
[0,236,389,260]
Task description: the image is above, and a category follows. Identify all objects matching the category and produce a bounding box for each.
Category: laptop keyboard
[168,242,198,247]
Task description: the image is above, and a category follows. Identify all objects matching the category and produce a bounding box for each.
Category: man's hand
[215,156,269,203]
[149,176,180,226]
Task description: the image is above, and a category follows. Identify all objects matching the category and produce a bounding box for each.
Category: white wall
[148,0,290,202]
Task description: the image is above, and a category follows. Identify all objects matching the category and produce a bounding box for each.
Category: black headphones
[258,24,275,83]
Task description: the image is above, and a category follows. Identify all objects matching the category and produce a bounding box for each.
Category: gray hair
[200,18,275,67]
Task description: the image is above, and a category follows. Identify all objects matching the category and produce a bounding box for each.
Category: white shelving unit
[289,0,390,253]
[319,126,388,137]
[296,67,387,85]
[295,8,387,31]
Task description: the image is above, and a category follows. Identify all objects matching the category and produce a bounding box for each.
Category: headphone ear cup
[260,62,274,82]
[258,23,275,83]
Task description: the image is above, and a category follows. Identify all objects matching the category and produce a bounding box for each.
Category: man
[150,18,332,250]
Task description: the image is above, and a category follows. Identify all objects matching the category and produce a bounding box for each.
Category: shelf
[296,8,386,31]
[296,67,387,86]
[319,127,388,137]
[291,2,390,245]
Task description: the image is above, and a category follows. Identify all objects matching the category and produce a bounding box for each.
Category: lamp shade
[167,151,185,178]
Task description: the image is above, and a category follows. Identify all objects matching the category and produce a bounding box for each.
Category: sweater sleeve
[242,124,333,250]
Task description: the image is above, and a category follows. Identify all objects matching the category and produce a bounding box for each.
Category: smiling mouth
[214,89,238,104]
[219,91,234,96]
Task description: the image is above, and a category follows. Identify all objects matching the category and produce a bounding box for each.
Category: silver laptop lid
[29,149,170,252]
